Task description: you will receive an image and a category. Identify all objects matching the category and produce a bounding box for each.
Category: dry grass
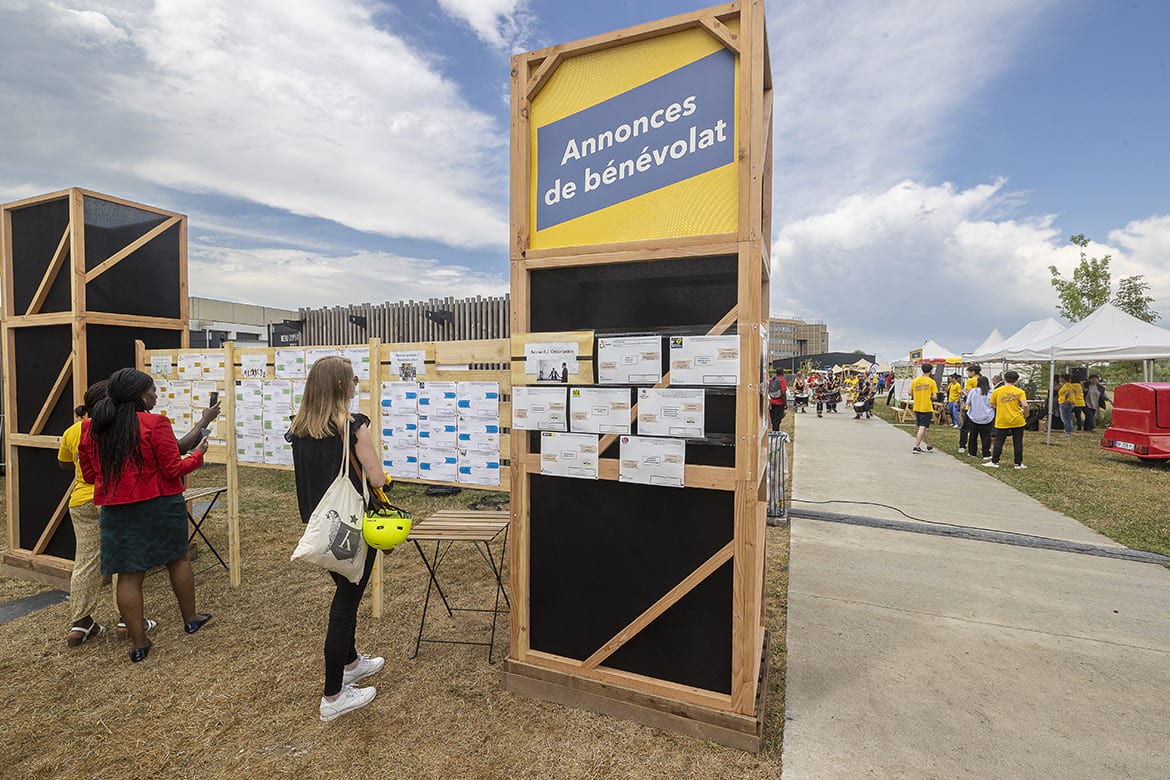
[872,400,1170,555]
[0,457,790,778]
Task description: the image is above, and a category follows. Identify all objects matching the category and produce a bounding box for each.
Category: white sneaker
[982,461,999,468]
[342,654,384,686]
[957,446,964,452]
[1014,463,1028,470]
[320,684,376,722]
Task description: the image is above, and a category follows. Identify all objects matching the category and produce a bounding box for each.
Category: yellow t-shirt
[965,376,978,390]
[57,421,94,507]
[947,382,961,403]
[990,385,1027,429]
[1058,382,1086,406]
[910,375,938,413]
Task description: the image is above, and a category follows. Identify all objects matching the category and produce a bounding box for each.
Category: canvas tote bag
[290,418,369,583]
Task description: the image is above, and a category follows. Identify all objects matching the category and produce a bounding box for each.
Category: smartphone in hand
[209,391,219,407]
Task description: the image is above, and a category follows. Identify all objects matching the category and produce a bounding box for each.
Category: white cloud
[0,0,508,247]
[767,0,1057,224]
[773,181,1170,362]
[188,244,508,310]
[436,0,533,52]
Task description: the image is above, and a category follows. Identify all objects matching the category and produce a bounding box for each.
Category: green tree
[1048,234,1160,322]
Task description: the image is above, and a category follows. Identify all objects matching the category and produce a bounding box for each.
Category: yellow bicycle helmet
[363,506,413,550]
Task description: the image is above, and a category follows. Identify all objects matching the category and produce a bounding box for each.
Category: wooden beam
[31,485,74,556]
[24,225,70,316]
[84,312,187,329]
[83,215,180,283]
[700,16,740,54]
[30,354,73,436]
[583,540,734,669]
[525,52,563,101]
[3,311,75,327]
[523,234,739,266]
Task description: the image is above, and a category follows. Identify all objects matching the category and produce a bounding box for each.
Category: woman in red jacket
[79,368,212,662]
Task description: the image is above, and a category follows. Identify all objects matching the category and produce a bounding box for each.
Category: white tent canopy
[968,318,1065,363]
[968,328,1004,358]
[1008,303,1170,362]
[918,339,962,363]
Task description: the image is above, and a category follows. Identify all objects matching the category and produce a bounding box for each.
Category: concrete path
[781,410,1170,779]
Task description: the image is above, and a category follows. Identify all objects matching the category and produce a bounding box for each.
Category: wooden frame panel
[1,187,188,581]
[506,1,771,748]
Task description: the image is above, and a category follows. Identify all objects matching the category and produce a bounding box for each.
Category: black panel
[86,326,182,386]
[530,255,738,333]
[85,223,182,318]
[9,197,71,314]
[16,447,77,558]
[13,326,74,435]
[606,559,732,693]
[528,475,733,692]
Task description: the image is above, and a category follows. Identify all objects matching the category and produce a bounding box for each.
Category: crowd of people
[59,357,389,722]
[767,368,881,431]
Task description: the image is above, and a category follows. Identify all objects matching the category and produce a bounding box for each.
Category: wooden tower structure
[1,188,188,580]
[504,1,773,750]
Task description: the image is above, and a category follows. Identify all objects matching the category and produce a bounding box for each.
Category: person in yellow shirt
[1057,374,1087,436]
[57,382,111,647]
[957,364,982,452]
[910,363,939,453]
[946,374,963,427]
[984,370,1030,469]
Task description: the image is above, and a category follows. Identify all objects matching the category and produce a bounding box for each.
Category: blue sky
[1,0,1167,362]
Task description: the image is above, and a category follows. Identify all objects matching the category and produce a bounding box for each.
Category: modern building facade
[188,296,300,348]
[767,317,829,363]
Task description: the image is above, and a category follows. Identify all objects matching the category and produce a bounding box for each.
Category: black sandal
[184,613,212,634]
[129,639,152,663]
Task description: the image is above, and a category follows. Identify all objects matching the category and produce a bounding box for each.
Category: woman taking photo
[78,368,213,662]
[287,356,388,722]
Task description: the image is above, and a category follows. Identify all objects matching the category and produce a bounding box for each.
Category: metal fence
[766,431,788,524]
[299,294,510,347]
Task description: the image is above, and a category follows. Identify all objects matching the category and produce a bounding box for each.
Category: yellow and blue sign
[529,26,740,249]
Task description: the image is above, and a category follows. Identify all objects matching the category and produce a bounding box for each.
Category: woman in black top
[287,356,387,722]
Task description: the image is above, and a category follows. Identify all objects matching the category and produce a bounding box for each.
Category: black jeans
[967,420,992,457]
[992,426,1024,466]
[769,403,786,431]
[1083,407,1098,431]
[324,549,378,696]
[958,411,971,449]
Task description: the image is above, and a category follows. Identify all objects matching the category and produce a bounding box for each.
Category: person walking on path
[1082,374,1110,432]
[288,356,389,722]
[964,375,995,458]
[78,368,213,662]
[985,370,1030,469]
[1057,374,1085,436]
[910,364,938,453]
[768,369,788,431]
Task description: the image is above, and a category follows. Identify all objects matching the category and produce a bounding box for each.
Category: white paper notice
[239,353,268,379]
[540,431,599,480]
[511,386,567,431]
[569,387,632,434]
[458,450,501,486]
[202,352,226,380]
[417,382,457,416]
[341,347,370,380]
[524,342,579,383]
[418,447,459,483]
[636,388,706,437]
[382,444,419,480]
[159,380,191,408]
[456,382,500,419]
[389,350,427,381]
[149,354,172,377]
[417,415,458,449]
[669,335,739,386]
[597,336,662,385]
[619,435,685,487]
[456,424,499,454]
[381,415,419,445]
[191,381,219,410]
[274,349,306,379]
[177,353,201,380]
[380,382,419,417]
[305,348,339,370]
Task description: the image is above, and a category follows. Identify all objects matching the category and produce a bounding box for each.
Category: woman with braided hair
[78,368,213,662]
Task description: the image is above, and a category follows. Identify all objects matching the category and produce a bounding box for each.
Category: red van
[1101,382,1170,460]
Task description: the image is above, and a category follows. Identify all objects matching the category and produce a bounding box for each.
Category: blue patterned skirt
[100,493,188,575]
